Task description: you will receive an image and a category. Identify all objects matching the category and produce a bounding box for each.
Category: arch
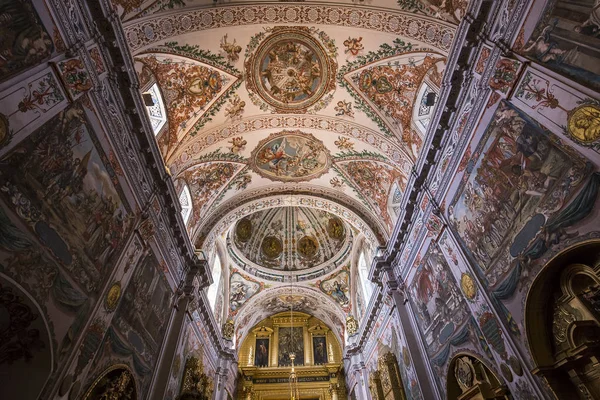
[194,190,388,253]
[123,4,456,53]
[525,240,600,399]
[167,114,413,172]
[232,285,346,348]
[446,353,507,399]
[0,273,54,400]
[81,364,138,400]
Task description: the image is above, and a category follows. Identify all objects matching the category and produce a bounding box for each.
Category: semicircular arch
[232,284,346,347]
[193,186,388,251]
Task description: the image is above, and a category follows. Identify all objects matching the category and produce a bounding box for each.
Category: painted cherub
[227,136,247,154]
[224,94,246,120]
[220,34,242,62]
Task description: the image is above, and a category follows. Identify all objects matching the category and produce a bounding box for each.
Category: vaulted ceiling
[119,0,461,344]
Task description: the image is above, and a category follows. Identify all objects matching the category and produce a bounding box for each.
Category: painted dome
[230,207,351,275]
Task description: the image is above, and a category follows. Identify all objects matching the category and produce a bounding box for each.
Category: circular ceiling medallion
[327,217,345,241]
[250,130,331,182]
[245,26,337,113]
[235,218,252,242]
[261,236,283,259]
[297,236,319,258]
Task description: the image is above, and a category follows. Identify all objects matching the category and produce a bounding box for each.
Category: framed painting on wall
[278,327,304,366]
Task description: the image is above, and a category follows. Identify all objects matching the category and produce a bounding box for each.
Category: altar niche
[237,312,345,399]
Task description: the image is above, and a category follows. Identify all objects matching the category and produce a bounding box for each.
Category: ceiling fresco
[249,130,331,182]
[245,26,338,113]
[122,0,458,344]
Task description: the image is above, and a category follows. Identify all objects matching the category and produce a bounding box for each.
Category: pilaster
[148,254,206,400]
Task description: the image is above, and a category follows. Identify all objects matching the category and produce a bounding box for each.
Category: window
[388,182,403,222]
[413,83,436,135]
[358,251,373,302]
[144,83,167,135]
[179,184,192,225]
[207,252,222,311]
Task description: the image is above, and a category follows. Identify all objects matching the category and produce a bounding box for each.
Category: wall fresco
[0,67,67,154]
[449,101,589,287]
[521,0,600,90]
[106,255,172,395]
[314,267,351,312]
[229,271,262,314]
[408,244,470,362]
[0,0,54,82]
[513,66,600,157]
[0,102,131,294]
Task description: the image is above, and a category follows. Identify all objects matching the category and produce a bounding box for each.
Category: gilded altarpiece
[237,312,344,399]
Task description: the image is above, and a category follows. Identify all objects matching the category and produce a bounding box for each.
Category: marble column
[148,255,206,400]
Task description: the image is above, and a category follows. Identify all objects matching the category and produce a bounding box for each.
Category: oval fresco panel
[250,131,331,182]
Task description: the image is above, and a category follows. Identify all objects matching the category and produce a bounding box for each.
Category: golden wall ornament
[178,356,214,400]
[460,272,477,301]
[377,352,407,400]
[346,314,359,336]
[104,282,122,312]
[567,104,600,144]
[222,319,235,340]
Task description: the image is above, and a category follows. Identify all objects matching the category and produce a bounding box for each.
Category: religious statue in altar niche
[254,338,269,367]
[278,327,304,366]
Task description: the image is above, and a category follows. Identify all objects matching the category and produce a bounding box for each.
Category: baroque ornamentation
[124,5,455,53]
[137,55,226,149]
[222,319,235,340]
[460,272,477,301]
[567,104,600,144]
[346,314,358,335]
[245,26,337,113]
[55,56,93,99]
[104,282,122,312]
[249,130,331,182]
